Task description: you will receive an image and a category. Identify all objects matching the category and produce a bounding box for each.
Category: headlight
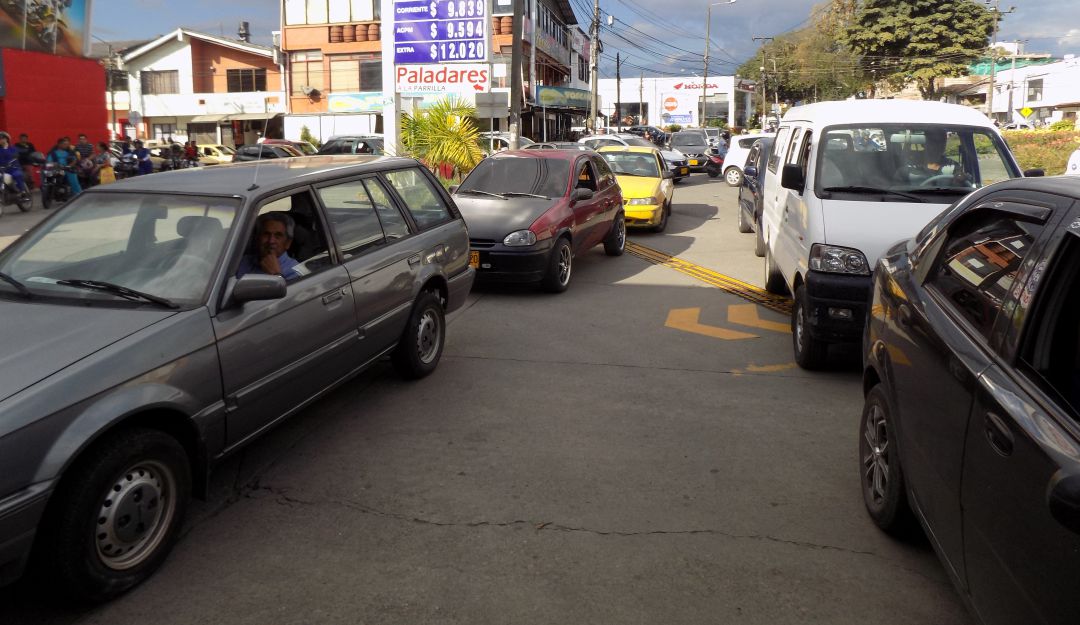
[627,197,655,205]
[503,230,537,247]
[809,244,870,275]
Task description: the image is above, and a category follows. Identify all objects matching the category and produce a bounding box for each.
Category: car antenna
[247,146,263,191]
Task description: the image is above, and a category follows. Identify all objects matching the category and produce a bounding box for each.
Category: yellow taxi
[597,146,675,232]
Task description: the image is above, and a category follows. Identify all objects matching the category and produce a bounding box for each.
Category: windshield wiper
[820,186,925,203]
[615,172,652,177]
[906,186,971,194]
[0,271,31,298]
[456,189,506,200]
[500,192,551,199]
[56,279,179,309]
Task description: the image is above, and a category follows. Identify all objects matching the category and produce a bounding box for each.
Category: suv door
[315,175,420,358]
[960,198,1080,625]
[894,195,1057,588]
[214,188,358,448]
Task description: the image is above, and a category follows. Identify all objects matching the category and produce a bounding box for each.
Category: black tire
[860,385,913,534]
[753,220,766,257]
[603,213,626,256]
[792,284,828,370]
[36,428,190,603]
[391,290,445,380]
[541,237,573,293]
[737,205,753,233]
[724,167,742,187]
[763,244,786,294]
[706,166,721,179]
[16,191,32,212]
[41,185,52,209]
[652,201,670,233]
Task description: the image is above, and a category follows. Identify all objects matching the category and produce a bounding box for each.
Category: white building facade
[597,75,755,129]
[986,55,1080,126]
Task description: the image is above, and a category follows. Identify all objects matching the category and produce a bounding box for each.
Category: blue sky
[92,0,1078,75]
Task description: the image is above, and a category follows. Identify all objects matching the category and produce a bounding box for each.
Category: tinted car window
[927,210,1046,339]
[385,168,452,230]
[319,141,342,155]
[738,138,757,149]
[592,155,617,186]
[364,178,411,240]
[318,180,386,258]
[458,157,570,198]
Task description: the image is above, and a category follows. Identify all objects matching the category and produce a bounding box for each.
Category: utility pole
[639,71,644,125]
[106,44,118,140]
[704,1,736,128]
[616,53,621,132]
[984,1,1016,123]
[588,0,600,133]
[509,0,524,149]
[752,36,773,128]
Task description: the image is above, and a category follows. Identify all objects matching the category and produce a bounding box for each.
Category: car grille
[470,239,497,249]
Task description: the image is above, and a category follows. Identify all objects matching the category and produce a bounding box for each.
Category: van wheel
[754,221,766,257]
[792,285,828,370]
[392,290,445,379]
[763,245,786,294]
[38,428,190,602]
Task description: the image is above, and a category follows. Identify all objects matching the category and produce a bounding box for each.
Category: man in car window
[237,213,302,281]
[922,129,959,175]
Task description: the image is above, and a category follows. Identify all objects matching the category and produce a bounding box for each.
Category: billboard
[0,0,93,57]
[660,91,698,125]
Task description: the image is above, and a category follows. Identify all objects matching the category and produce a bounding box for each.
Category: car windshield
[458,157,570,198]
[0,192,239,307]
[816,124,1020,199]
[672,134,705,147]
[601,152,660,178]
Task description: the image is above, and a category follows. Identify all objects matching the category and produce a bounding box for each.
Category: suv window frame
[379,166,459,231]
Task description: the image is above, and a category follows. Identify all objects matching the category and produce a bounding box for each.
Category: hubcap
[862,405,890,505]
[558,246,572,285]
[727,169,740,185]
[795,304,805,352]
[416,308,442,364]
[95,460,176,570]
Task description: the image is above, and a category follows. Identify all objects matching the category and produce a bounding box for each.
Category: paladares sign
[396,64,490,93]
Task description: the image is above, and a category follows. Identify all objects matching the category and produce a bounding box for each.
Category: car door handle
[321,288,346,305]
[408,254,422,267]
[897,304,912,327]
[984,412,1014,456]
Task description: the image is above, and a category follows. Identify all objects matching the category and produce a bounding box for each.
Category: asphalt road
[1,174,970,624]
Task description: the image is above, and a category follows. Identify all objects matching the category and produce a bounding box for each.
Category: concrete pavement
[0,174,970,624]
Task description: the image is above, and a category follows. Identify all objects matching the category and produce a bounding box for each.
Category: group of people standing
[0,132,117,199]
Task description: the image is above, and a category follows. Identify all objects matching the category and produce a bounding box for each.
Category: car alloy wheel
[556,244,572,285]
[725,167,742,186]
[858,386,912,534]
[862,403,890,509]
[604,216,626,256]
[94,459,179,571]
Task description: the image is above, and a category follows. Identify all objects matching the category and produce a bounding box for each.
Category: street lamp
[703,0,736,127]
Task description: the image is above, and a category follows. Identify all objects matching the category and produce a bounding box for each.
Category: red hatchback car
[452,150,625,292]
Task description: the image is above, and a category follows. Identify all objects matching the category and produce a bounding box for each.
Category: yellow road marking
[745,362,798,373]
[665,307,758,340]
[626,242,793,314]
[727,304,791,334]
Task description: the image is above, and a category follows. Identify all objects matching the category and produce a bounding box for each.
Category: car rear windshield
[458,157,570,198]
[671,134,705,147]
[601,152,660,178]
[816,124,1020,199]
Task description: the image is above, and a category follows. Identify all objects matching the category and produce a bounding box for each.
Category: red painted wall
[0,48,108,150]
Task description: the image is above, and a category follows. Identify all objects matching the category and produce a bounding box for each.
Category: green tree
[840,0,996,100]
[299,125,321,149]
[401,96,484,178]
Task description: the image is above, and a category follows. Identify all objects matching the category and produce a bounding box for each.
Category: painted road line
[728,303,791,334]
[665,307,758,340]
[626,242,793,314]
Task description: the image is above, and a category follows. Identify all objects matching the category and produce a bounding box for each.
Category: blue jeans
[5,168,27,193]
[64,171,82,195]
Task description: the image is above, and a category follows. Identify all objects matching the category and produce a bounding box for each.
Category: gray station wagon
[0,156,474,600]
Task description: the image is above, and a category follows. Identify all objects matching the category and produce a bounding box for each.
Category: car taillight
[709,156,724,164]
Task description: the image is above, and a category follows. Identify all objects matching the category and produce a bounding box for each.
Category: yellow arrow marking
[665,307,759,340]
[727,304,791,334]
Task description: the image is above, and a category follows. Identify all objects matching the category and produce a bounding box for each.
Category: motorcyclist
[133,139,154,175]
[0,132,30,194]
[15,133,36,190]
[46,136,82,195]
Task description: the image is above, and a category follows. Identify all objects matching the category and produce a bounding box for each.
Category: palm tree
[401,96,484,181]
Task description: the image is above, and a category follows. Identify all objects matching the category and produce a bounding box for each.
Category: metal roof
[85,156,419,199]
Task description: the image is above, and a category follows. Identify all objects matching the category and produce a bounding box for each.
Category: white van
[759,100,1025,368]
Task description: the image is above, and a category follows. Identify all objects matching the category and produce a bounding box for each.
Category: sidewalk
[0,190,50,251]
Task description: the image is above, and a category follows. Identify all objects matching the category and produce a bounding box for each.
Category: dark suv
[233,144,304,161]
[317,135,385,156]
[0,156,474,601]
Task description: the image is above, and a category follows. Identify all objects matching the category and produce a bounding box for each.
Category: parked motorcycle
[40,161,74,209]
[115,153,139,179]
[705,152,725,178]
[0,158,33,214]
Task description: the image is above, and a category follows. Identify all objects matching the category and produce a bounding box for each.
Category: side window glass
[363,178,411,240]
[246,191,333,281]
[384,168,452,230]
[576,161,598,191]
[927,209,1046,339]
[745,145,759,168]
[1018,233,1080,418]
[343,140,358,154]
[799,131,813,179]
[769,126,791,173]
[785,127,803,165]
[317,179,386,259]
[592,156,614,186]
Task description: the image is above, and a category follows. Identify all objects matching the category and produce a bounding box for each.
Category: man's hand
[260,251,282,276]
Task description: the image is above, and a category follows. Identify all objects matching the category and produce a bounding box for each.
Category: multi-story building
[278,0,590,142]
[117,28,286,146]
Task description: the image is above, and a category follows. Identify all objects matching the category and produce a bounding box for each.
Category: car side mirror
[231,274,286,304]
[570,188,594,202]
[1023,168,1045,177]
[662,170,674,180]
[781,163,806,193]
[449,185,459,194]
[744,165,758,179]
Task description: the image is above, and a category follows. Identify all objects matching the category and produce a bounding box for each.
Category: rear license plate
[679,167,689,175]
[689,159,699,166]
[469,250,480,268]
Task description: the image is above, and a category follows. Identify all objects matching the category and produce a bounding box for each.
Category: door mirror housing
[448,184,459,195]
[743,165,758,180]
[231,274,287,304]
[781,163,806,193]
[662,169,674,180]
[1023,168,1045,177]
[570,188,594,202]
